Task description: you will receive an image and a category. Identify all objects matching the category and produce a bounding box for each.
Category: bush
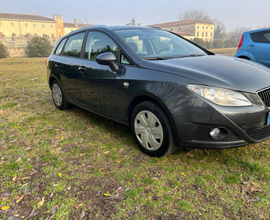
[0,42,8,58]
[25,37,52,57]
[192,38,206,48]
[212,39,224,48]
[205,41,214,49]
[224,39,239,48]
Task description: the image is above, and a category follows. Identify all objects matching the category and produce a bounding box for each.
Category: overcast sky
[1,0,270,31]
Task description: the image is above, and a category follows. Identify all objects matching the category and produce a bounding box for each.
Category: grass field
[1,54,270,219]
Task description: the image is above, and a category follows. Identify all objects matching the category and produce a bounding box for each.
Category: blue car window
[250,31,270,43]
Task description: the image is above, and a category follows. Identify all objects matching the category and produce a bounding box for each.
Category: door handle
[78,66,86,73]
[55,64,60,69]
[249,44,254,47]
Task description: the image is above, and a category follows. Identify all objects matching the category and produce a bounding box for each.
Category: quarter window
[55,38,67,55]
[84,32,118,60]
[63,32,85,58]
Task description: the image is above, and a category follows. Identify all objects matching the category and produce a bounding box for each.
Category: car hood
[139,55,270,93]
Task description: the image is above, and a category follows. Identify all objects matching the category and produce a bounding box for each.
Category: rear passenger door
[56,32,86,103]
[249,30,270,67]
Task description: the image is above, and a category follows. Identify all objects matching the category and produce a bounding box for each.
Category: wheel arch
[235,51,254,61]
[237,56,250,60]
[127,94,180,144]
[49,76,58,90]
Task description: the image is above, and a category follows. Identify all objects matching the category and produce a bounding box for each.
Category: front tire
[131,101,175,157]
[51,80,69,110]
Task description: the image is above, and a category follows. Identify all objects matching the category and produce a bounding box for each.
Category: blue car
[234,28,270,68]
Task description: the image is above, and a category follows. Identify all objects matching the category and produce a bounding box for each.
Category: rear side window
[63,32,85,58]
[55,38,67,55]
[250,31,270,43]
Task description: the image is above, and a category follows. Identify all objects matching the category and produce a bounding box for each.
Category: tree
[0,42,8,58]
[230,26,252,41]
[177,9,212,22]
[213,20,226,40]
[25,36,52,57]
[126,18,141,26]
[213,39,224,48]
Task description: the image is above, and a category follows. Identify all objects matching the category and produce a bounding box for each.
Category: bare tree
[127,18,142,26]
[176,9,212,22]
[230,26,253,41]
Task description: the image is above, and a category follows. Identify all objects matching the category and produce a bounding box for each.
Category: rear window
[250,31,270,43]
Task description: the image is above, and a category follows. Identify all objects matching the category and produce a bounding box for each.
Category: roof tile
[148,19,213,27]
[0,12,55,22]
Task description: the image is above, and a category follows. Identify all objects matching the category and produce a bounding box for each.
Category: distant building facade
[0,12,89,39]
[148,19,215,42]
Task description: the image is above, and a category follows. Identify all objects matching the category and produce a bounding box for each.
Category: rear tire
[51,80,69,110]
[131,101,175,157]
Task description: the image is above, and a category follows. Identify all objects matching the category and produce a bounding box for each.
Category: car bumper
[169,89,270,148]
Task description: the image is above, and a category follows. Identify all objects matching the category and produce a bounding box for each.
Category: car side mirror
[96,52,118,72]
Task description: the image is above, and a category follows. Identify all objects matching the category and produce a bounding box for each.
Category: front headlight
[187,84,252,106]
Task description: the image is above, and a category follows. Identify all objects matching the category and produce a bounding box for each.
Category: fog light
[210,128,221,139]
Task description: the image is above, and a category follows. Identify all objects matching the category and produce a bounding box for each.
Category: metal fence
[0,36,58,48]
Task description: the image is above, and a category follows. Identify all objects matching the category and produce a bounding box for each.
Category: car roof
[244,28,270,34]
[66,25,160,36]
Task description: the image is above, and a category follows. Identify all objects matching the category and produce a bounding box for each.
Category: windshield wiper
[177,54,205,58]
[144,57,175,60]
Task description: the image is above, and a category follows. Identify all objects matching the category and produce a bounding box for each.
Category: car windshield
[115,28,207,60]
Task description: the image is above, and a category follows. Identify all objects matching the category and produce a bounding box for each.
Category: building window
[211,33,213,37]
[50,25,53,28]
[0,22,1,26]
[211,27,213,29]
[171,28,173,31]
[202,26,204,29]
[25,23,28,27]
[197,26,199,29]
[178,27,181,31]
[11,23,14,26]
[197,32,199,37]
[202,32,204,37]
[206,32,208,37]
[42,24,45,28]
[33,24,36,27]
[206,27,208,29]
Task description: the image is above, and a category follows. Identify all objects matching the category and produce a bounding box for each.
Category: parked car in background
[47,25,270,157]
[235,28,270,67]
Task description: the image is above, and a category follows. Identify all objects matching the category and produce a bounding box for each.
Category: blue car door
[249,30,270,67]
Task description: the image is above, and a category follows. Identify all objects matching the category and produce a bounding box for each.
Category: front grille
[244,125,270,141]
[193,125,242,142]
[258,88,270,107]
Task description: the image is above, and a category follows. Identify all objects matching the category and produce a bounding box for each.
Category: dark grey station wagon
[47,25,270,157]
